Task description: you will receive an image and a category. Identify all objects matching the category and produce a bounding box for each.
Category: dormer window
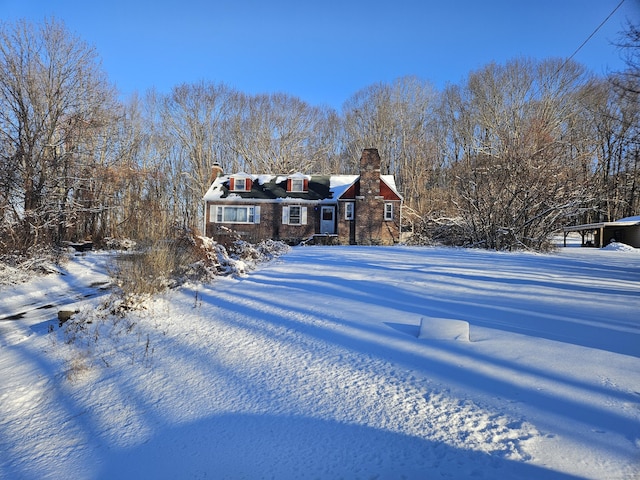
[287,174,308,193]
[290,178,305,192]
[235,178,247,191]
[230,174,252,192]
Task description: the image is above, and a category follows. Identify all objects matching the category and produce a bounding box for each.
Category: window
[289,205,302,224]
[384,203,393,221]
[345,202,354,220]
[233,177,248,191]
[282,205,307,225]
[213,206,260,224]
[288,177,306,192]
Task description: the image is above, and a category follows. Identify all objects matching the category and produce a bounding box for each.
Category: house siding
[206,202,319,245]
[336,201,356,245]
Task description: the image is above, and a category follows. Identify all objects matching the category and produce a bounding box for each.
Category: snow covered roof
[616,215,640,223]
[203,173,402,203]
[381,175,402,199]
[329,175,359,199]
[563,217,640,232]
[204,174,336,203]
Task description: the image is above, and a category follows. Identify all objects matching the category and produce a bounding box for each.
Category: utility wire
[555,0,626,77]
[531,0,627,105]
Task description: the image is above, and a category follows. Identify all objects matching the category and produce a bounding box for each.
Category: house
[203,148,403,245]
[562,216,640,248]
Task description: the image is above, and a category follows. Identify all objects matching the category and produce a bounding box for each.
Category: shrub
[110,227,290,298]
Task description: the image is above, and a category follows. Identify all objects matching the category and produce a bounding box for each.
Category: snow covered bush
[407,215,468,247]
[110,226,290,297]
[408,213,560,251]
[185,236,290,282]
[103,237,137,251]
[0,248,65,285]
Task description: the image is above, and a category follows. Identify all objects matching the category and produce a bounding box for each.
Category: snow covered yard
[1,245,639,479]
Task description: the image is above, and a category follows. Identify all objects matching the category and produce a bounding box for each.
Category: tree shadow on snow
[97,413,583,480]
[199,271,640,457]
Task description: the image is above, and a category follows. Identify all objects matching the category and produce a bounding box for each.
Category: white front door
[320,206,335,234]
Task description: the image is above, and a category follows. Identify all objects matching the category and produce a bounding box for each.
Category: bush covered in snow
[180,236,290,283]
[408,215,558,251]
[109,227,290,301]
[103,237,137,251]
[0,248,65,286]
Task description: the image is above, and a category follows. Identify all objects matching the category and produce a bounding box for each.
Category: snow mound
[603,241,638,252]
[419,316,470,341]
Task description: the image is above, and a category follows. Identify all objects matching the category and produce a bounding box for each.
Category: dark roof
[216,175,333,201]
[203,173,402,202]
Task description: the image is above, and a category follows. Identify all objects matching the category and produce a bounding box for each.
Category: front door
[320,206,335,234]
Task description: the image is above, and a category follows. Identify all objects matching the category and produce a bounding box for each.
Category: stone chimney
[355,148,383,245]
[359,148,381,197]
[210,163,223,183]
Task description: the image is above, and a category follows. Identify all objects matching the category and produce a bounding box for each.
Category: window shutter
[229,177,235,190]
[286,178,292,192]
[246,178,253,191]
[282,206,289,225]
[301,207,307,225]
[254,206,261,224]
[303,179,309,191]
[213,206,221,223]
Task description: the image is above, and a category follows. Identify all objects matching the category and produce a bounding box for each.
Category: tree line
[1,18,638,255]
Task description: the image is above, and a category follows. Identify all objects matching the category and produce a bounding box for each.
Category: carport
[562,217,640,248]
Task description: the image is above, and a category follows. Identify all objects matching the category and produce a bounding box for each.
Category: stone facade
[353,149,401,245]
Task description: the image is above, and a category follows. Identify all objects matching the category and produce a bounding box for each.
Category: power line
[532,0,627,103]
[557,0,626,75]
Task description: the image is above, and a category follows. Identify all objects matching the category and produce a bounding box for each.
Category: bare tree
[0,18,116,253]
[444,58,593,249]
[158,81,234,229]
[342,76,444,214]
[227,92,338,174]
[611,20,640,95]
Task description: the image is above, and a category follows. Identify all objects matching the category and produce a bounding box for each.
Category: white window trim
[232,177,248,192]
[290,178,305,192]
[213,205,260,224]
[384,202,394,221]
[345,202,354,220]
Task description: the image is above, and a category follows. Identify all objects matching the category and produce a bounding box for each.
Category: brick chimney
[210,163,223,183]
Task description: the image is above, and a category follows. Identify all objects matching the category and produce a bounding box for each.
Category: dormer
[229,172,252,192]
[286,172,310,193]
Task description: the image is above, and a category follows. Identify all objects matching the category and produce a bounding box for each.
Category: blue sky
[2,0,638,109]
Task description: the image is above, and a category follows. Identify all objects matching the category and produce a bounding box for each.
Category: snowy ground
[1,243,639,479]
